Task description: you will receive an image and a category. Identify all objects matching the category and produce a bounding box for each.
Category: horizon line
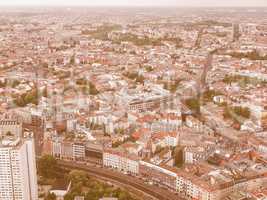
[0,5,267,8]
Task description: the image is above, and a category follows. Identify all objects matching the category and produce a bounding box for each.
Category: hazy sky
[0,0,267,7]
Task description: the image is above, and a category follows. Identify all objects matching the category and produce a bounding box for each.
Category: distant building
[184,145,215,164]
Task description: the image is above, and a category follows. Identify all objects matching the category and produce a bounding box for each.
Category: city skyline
[0,3,267,200]
[0,0,267,7]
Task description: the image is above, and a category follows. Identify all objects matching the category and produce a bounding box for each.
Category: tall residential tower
[0,120,38,200]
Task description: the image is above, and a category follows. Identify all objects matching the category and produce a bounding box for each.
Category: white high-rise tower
[0,120,38,200]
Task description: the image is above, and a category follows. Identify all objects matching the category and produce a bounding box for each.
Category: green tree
[88,82,99,95]
[118,191,131,200]
[45,193,56,200]
[38,155,58,179]
[0,80,7,88]
[76,78,87,85]
[42,62,49,68]
[114,128,124,135]
[233,106,250,119]
[6,131,13,136]
[43,87,48,98]
[223,106,251,121]
[185,98,200,114]
[164,79,182,93]
[203,90,221,102]
[12,80,20,88]
[228,50,267,61]
[135,75,145,84]
[70,55,75,65]
[68,170,89,185]
[173,146,184,168]
[145,66,153,72]
[25,91,35,104]
[14,89,38,107]
[14,96,26,107]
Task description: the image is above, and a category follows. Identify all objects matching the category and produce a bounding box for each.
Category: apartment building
[139,161,177,190]
[49,139,86,161]
[0,119,22,138]
[0,137,38,200]
[184,146,215,164]
[103,148,139,175]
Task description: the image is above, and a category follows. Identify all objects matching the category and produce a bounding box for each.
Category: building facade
[0,139,38,200]
[103,149,139,175]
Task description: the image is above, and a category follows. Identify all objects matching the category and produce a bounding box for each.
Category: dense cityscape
[0,4,267,200]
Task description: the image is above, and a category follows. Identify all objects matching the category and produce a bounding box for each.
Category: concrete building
[103,148,139,175]
[184,146,215,164]
[73,143,86,161]
[0,120,22,138]
[0,136,38,200]
[139,161,177,191]
[48,138,86,161]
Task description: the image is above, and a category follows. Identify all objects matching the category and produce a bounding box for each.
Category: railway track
[59,160,182,200]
